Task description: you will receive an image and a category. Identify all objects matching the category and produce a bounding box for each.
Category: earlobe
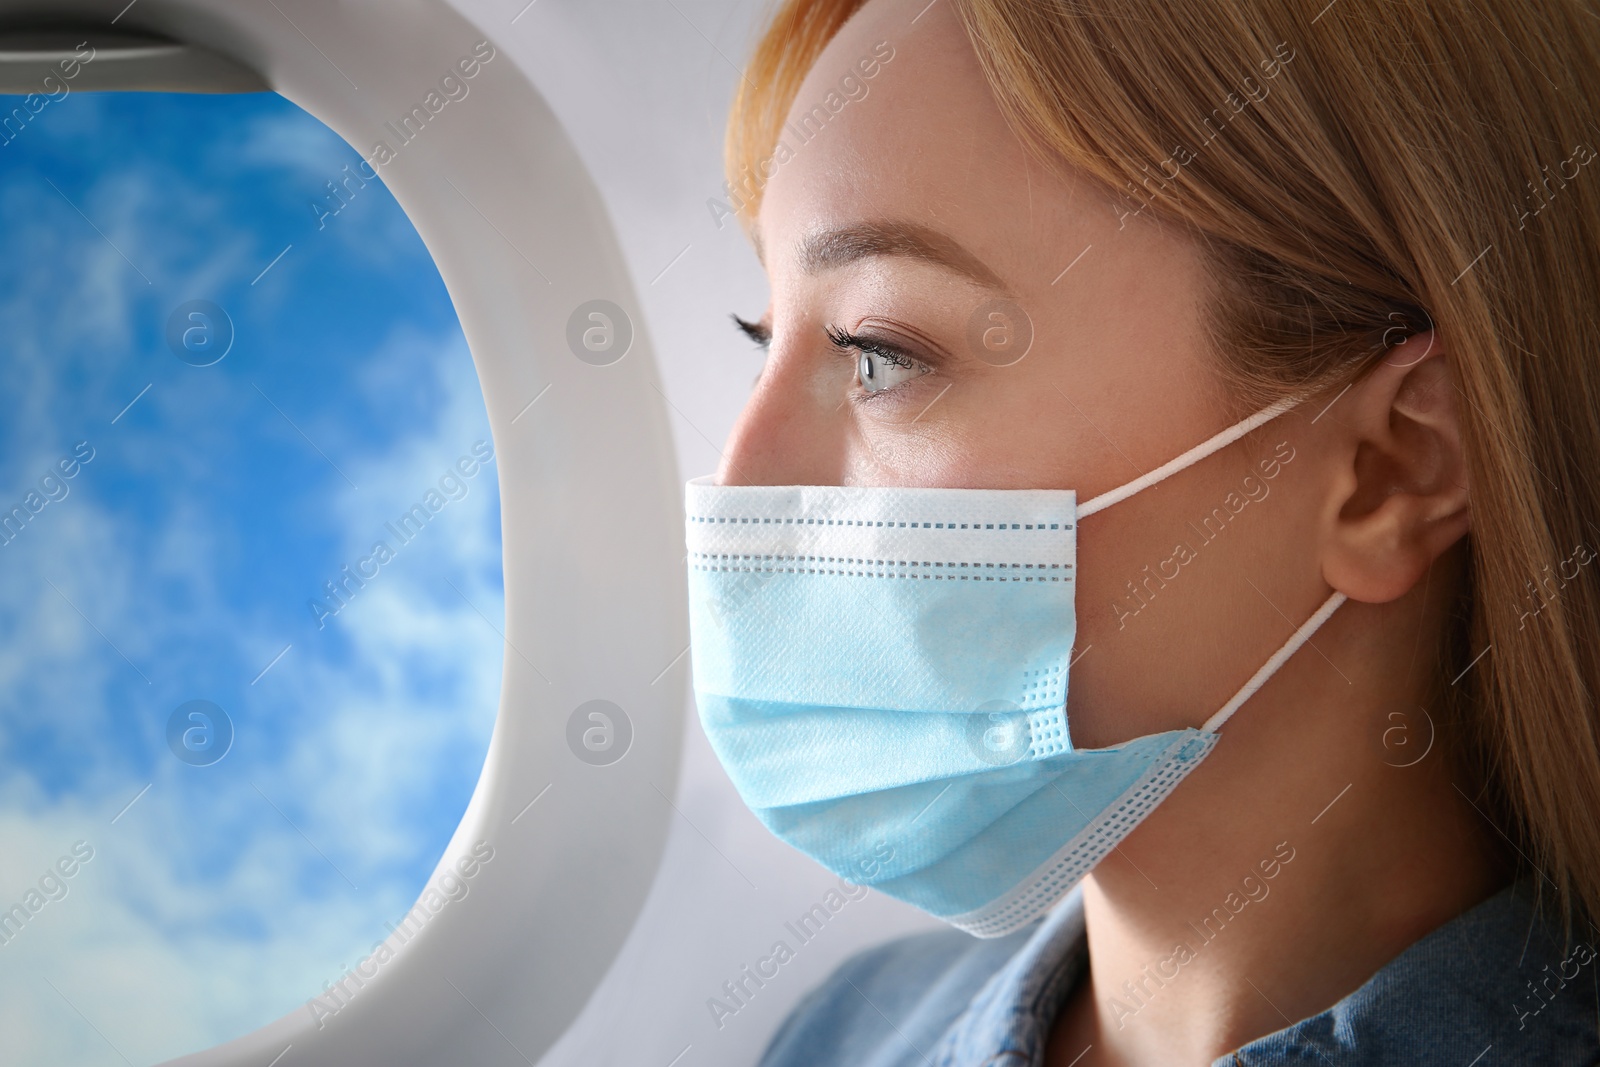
[1321,332,1471,604]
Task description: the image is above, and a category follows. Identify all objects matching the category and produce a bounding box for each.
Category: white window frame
[0,5,687,1064]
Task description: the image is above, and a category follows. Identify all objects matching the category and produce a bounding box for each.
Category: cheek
[1066,452,1325,746]
[847,426,947,486]
[851,357,1075,490]
[846,396,1000,489]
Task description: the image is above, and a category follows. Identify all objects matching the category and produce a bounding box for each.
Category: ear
[1321,331,1471,604]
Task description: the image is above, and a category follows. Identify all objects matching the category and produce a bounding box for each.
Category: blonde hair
[727,0,1600,925]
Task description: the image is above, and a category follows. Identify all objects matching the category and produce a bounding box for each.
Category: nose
[717,344,846,487]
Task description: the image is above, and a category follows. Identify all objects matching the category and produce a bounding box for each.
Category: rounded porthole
[0,81,502,1065]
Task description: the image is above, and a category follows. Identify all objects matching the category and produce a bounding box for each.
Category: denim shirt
[757,880,1599,1066]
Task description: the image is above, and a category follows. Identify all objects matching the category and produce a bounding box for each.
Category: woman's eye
[856,346,926,393]
[825,325,930,396]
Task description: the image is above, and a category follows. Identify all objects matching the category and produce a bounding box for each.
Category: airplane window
[0,87,502,1064]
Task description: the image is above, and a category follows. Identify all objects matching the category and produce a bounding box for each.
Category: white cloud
[0,323,504,1062]
[0,102,505,1064]
[228,105,355,183]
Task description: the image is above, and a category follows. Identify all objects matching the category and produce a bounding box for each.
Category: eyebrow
[789,220,1011,292]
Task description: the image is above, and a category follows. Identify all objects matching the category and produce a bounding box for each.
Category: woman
[683,0,1600,1062]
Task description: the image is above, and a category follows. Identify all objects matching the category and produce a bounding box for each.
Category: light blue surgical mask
[685,398,1344,937]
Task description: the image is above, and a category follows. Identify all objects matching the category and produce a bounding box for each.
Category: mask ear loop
[1069,391,1340,732]
[1200,590,1347,732]
[1077,394,1302,518]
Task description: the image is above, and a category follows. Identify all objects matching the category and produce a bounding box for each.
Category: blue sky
[0,89,503,1063]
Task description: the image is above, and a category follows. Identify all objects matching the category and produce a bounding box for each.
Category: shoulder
[758,925,1031,1067]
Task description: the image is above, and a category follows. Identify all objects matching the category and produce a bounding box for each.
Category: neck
[1048,586,1509,1066]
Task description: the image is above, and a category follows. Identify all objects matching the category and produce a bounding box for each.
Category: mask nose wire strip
[1200,589,1348,733]
[1076,395,1302,519]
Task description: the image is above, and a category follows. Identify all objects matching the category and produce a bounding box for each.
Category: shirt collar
[932,884,1088,1066]
[1230,878,1599,1065]
[929,879,1597,1067]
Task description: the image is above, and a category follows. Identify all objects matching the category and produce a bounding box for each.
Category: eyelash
[733,314,770,348]
[823,324,910,367]
[730,315,932,400]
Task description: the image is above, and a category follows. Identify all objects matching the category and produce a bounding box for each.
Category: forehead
[754,0,1093,283]
[749,0,1213,358]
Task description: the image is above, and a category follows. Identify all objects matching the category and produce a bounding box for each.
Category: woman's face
[721,0,1338,748]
